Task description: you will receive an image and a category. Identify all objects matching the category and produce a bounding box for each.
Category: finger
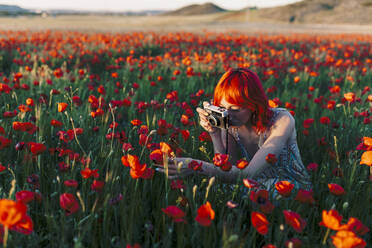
[196,107,209,117]
[203,101,211,108]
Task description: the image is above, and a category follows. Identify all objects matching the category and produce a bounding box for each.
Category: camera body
[204,104,229,129]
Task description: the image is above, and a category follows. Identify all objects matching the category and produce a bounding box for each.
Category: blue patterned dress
[232,108,312,191]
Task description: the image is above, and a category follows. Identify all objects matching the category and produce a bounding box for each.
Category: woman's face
[219,98,252,127]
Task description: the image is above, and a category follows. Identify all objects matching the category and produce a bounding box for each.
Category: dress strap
[231,127,252,161]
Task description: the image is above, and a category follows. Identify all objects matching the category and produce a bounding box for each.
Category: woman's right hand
[196,101,220,134]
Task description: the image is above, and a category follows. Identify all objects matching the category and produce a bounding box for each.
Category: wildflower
[59,193,80,215]
[15,191,42,204]
[50,119,63,127]
[319,209,343,231]
[344,92,356,102]
[131,119,142,126]
[91,180,105,191]
[343,217,369,236]
[295,189,315,205]
[188,160,203,171]
[236,159,249,170]
[320,116,330,125]
[360,151,372,166]
[162,206,186,223]
[242,178,260,189]
[328,183,346,196]
[213,153,232,171]
[265,153,278,165]
[199,131,211,142]
[275,181,294,197]
[81,168,99,179]
[331,230,366,248]
[0,199,33,234]
[195,201,215,227]
[57,102,68,112]
[283,210,307,233]
[306,162,319,172]
[27,142,46,155]
[303,118,314,129]
[251,211,269,235]
[250,189,275,214]
[64,180,78,188]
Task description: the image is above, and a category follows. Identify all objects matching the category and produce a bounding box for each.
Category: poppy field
[0,30,371,248]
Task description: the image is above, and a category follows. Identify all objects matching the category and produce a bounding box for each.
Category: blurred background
[0,0,372,33]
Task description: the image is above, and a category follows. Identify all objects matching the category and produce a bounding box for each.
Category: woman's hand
[196,101,220,134]
[154,157,195,179]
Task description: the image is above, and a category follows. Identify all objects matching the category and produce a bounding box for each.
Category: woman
[156,68,312,191]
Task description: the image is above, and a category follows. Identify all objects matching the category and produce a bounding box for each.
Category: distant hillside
[217,0,372,24]
[0,4,30,14]
[163,2,227,16]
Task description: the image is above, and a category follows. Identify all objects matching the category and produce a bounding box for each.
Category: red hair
[213,68,272,133]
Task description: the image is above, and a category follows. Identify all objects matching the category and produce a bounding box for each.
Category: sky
[0,0,303,12]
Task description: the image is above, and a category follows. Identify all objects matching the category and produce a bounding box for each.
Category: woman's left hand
[154,157,195,179]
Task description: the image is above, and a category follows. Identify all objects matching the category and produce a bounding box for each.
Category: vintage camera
[204,104,229,129]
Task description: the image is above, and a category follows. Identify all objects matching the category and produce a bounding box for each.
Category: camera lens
[207,115,220,127]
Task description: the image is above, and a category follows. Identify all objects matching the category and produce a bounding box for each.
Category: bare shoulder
[269,109,295,134]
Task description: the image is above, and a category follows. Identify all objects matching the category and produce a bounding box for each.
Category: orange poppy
[331,230,366,248]
[57,102,68,112]
[0,199,28,228]
[319,209,343,231]
[236,159,249,170]
[363,137,372,148]
[344,92,356,102]
[360,151,372,166]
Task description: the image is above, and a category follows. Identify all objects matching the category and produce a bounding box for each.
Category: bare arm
[192,111,295,183]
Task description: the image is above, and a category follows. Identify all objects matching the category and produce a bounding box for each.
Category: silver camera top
[204,104,229,117]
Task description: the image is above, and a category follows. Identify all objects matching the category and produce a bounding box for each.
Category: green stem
[322,228,330,245]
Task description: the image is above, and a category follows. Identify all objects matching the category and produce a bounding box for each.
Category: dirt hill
[217,0,372,24]
[163,2,227,16]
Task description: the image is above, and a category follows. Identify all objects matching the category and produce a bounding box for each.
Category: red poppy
[161,206,185,223]
[320,116,330,125]
[195,201,215,227]
[328,183,346,196]
[50,119,63,127]
[342,217,369,236]
[265,153,278,165]
[303,118,314,129]
[242,178,260,189]
[15,191,42,204]
[180,114,189,125]
[188,160,203,171]
[64,180,78,188]
[81,167,99,179]
[199,131,211,142]
[275,181,294,197]
[131,119,142,126]
[250,190,275,214]
[149,149,163,164]
[59,193,80,215]
[213,153,232,171]
[295,189,315,205]
[283,210,307,233]
[27,142,46,155]
[251,211,269,235]
[0,163,6,172]
[91,180,105,191]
